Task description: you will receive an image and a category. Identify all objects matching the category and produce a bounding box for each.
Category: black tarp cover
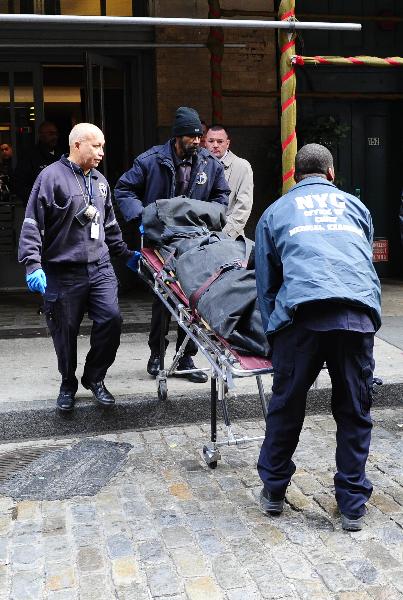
[142,197,269,356]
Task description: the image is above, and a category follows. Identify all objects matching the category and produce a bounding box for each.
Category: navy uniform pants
[43,260,122,393]
[258,324,375,518]
[148,297,197,357]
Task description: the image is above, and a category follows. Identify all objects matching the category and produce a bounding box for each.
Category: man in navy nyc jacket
[114,140,229,222]
[115,107,229,382]
[255,143,381,532]
[19,123,132,413]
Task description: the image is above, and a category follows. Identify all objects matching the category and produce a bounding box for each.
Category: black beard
[178,138,199,159]
[183,146,198,158]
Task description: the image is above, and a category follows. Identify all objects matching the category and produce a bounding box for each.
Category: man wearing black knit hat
[115,106,230,382]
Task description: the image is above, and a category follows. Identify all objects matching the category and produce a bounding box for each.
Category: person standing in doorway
[0,142,14,198]
[15,121,62,204]
[0,142,13,173]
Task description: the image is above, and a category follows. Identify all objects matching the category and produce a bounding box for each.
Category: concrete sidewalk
[0,281,402,442]
[0,330,401,440]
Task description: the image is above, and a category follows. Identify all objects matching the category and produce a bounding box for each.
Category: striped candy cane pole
[279,0,297,193]
[207,0,224,123]
[293,55,403,67]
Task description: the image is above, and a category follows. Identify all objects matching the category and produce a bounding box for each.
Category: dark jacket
[18,155,131,274]
[400,189,403,246]
[255,177,381,335]
[114,139,230,222]
[14,143,62,204]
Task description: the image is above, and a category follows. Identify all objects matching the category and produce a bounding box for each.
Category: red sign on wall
[373,238,389,262]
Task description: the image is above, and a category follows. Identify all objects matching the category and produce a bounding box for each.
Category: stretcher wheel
[158,379,167,401]
[202,445,220,469]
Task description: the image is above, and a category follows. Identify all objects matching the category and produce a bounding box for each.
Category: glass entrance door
[0,64,43,288]
[0,64,44,174]
[85,52,129,186]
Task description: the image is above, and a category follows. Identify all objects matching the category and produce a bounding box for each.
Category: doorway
[85,53,129,186]
[0,55,132,289]
[43,58,129,184]
[0,64,44,288]
[298,99,403,277]
[0,65,44,170]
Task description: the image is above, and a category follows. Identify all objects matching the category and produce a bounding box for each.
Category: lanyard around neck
[69,160,93,205]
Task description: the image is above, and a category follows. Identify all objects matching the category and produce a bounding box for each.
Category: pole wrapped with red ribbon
[279,0,297,193]
[292,55,403,67]
[207,0,224,123]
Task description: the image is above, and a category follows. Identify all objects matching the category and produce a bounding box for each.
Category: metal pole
[0,14,362,31]
[0,43,246,48]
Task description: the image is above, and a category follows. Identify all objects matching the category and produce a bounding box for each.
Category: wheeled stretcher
[138,246,273,469]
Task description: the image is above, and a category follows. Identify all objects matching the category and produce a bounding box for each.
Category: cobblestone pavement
[0,406,402,600]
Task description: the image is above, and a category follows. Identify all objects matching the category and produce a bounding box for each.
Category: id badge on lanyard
[91,212,100,239]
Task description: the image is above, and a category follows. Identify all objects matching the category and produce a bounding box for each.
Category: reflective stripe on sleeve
[24,217,39,227]
[105,219,117,229]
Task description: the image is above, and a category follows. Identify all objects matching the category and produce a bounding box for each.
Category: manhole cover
[0,439,132,501]
[0,441,72,482]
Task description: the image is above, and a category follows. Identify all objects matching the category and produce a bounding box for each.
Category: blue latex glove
[126,251,141,273]
[26,269,47,294]
[139,224,144,235]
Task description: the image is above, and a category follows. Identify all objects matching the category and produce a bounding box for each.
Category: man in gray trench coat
[206,124,253,238]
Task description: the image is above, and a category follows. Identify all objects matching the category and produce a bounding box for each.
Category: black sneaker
[259,487,285,515]
[341,513,364,531]
[176,356,208,383]
[147,354,160,377]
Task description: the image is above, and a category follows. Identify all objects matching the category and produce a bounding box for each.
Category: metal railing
[0,14,361,31]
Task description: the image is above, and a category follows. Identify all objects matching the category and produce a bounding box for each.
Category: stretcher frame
[138,247,274,468]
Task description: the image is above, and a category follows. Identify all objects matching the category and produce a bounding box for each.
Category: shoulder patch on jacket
[98,182,108,197]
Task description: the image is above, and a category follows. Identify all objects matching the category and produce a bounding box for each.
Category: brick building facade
[150,1,277,129]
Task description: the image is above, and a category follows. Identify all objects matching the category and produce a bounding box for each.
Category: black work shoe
[176,357,208,383]
[260,487,285,515]
[81,378,115,407]
[147,354,160,377]
[341,513,364,531]
[56,390,76,412]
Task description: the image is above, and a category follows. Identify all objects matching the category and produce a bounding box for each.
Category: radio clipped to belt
[75,203,97,226]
